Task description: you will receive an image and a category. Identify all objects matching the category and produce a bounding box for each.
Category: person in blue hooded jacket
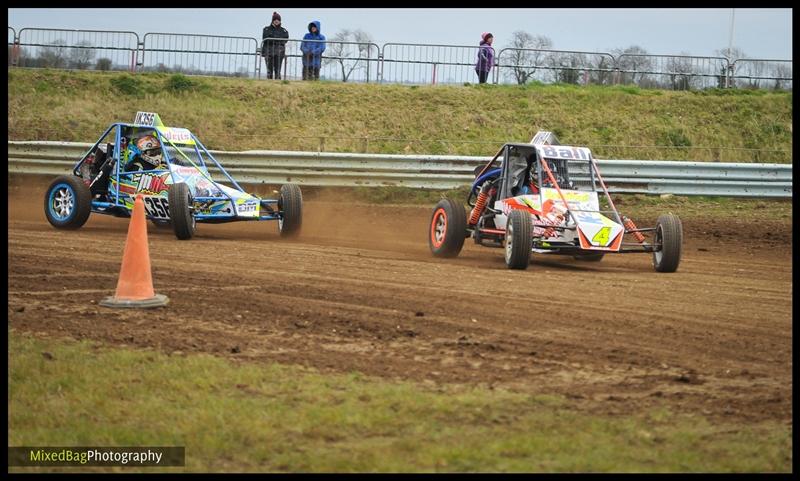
[300,20,326,80]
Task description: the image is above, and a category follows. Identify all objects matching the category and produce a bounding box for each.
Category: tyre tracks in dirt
[8,186,792,425]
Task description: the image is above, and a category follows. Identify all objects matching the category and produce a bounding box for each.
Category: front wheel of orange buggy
[653,214,682,273]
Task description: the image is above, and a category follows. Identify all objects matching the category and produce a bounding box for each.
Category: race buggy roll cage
[467,132,658,254]
[73,122,282,223]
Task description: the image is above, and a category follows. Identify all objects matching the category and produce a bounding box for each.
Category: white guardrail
[7,141,792,198]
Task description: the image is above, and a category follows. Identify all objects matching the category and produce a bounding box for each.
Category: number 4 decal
[592,226,611,245]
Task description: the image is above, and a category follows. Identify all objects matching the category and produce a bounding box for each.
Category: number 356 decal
[142,196,170,219]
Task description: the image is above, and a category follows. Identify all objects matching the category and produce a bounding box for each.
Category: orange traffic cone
[100,194,169,308]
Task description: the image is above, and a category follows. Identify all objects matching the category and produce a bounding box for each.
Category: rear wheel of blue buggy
[278,183,302,237]
[169,182,195,240]
[44,176,92,230]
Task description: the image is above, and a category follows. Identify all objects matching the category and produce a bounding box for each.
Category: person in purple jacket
[475,32,494,84]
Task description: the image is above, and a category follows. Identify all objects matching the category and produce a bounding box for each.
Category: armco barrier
[7,141,792,197]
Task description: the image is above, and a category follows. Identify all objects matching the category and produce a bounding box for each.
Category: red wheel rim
[430,208,447,248]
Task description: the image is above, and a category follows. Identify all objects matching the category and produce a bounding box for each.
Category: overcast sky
[8,8,793,59]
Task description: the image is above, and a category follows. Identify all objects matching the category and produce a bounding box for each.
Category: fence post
[254,45,260,79]
[432,62,437,85]
[11,39,19,67]
[137,40,144,72]
[378,48,384,83]
[727,63,735,88]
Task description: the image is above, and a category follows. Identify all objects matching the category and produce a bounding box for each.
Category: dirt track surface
[8,181,793,425]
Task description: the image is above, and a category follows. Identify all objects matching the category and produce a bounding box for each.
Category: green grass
[9,332,791,472]
[6,69,792,162]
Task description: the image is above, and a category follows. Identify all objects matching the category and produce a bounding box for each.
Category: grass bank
[9,332,791,472]
[7,69,792,162]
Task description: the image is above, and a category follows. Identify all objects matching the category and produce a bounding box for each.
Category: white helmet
[135,135,163,167]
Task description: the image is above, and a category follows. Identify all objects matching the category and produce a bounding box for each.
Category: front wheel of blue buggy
[278,183,302,238]
[169,182,195,240]
[44,175,92,230]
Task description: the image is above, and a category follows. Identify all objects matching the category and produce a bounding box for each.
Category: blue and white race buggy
[44,112,302,240]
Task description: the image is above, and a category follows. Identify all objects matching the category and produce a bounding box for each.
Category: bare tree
[712,46,745,88]
[714,46,747,62]
[612,45,652,86]
[38,40,67,68]
[501,31,552,85]
[95,57,112,71]
[322,29,377,82]
[588,54,615,85]
[666,53,696,90]
[741,60,766,89]
[772,63,792,91]
[550,52,586,84]
[68,40,95,70]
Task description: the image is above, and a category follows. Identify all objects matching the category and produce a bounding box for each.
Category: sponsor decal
[538,145,592,160]
[157,127,195,145]
[236,199,259,216]
[541,188,599,212]
[136,173,169,194]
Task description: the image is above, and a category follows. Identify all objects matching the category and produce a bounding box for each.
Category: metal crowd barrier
[15,27,139,72]
[614,54,730,90]
[268,38,380,82]
[7,141,792,197]
[495,48,617,85]
[7,25,793,90]
[730,58,793,90]
[140,32,259,77]
[380,42,496,85]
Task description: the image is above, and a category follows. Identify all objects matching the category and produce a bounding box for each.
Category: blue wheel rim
[48,183,76,221]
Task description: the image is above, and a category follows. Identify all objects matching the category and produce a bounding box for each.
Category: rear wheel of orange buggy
[429,198,467,258]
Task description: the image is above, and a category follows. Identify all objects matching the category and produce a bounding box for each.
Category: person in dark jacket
[300,20,326,80]
[262,12,289,80]
[475,32,494,84]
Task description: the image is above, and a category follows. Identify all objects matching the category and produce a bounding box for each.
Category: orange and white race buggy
[427,131,683,272]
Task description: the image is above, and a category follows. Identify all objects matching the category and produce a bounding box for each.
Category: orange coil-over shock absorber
[623,216,645,243]
[469,187,490,225]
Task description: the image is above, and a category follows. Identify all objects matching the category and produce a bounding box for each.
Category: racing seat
[88,143,116,197]
[510,154,537,196]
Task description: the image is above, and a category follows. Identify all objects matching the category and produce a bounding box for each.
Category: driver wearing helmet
[123,134,164,171]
